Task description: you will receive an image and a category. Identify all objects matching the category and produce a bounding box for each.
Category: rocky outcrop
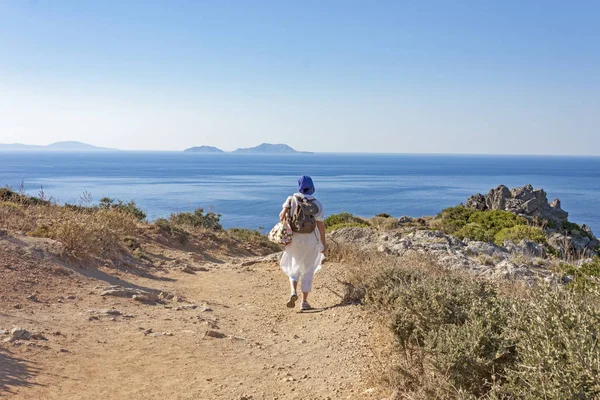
[329,227,553,285]
[465,184,568,228]
[547,232,600,258]
[464,184,599,257]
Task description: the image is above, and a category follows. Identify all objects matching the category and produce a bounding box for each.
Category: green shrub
[557,257,600,293]
[436,205,476,233]
[494,225,547,246]
[370,216,399,230]
[169,208,222,230]
[438,207,529,243]
[123,236,140,250]
[132,247,152,261]
[324,212,369,232]
[376,213,392,218]
[467,209,527,232]
[490,286,600,399]
[227,228,280,251]
[0,187,50,206]
[326,222,371,232]
[455,223,495,242]
[99,197,146,221]
[155,218,189,244]
[339,250,600,399]
[385,274,513,398]
[563,220,595,240]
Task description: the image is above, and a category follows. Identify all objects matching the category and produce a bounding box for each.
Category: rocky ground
[0,232,386,400]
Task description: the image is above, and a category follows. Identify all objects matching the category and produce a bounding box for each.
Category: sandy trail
[1,246,383,400]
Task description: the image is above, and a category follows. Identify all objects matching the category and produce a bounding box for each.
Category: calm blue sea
[1,151,599,235]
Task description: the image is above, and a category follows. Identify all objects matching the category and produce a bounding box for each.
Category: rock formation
[327,184,600,286]
[465,184,568,228]
[464,184,599,256]
[329,227,549,284]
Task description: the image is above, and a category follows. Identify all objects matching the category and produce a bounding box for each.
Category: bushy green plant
[227,228,280,251]
[490,286,600,399]
[0,187,50,206]
[563,220,595,240]
[558,257,600,293]
[123,236,140,250]
[386,274,513,398]
[455,223,495,242]
[370,216,399,230]
[494,225,547,246]
[376,213,392,218]
[99,197,146,221]
[338,250,600,399]
[467,209,527,232]
[436,205,476,233]
[154,218,189,244]
[324,212,369,232]
[439,207,529,244]
[169,208,222,230]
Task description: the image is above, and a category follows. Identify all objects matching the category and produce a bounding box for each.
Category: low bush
[370,215,399,230]
[324,212,370,231]
[376,213,392,218]
[494,225,547,246]
[557,257,600,293]
[563,220,595,240]
[385,272,513,398]
[37,208,138,259]
[337,249,600,399]
[491,287,600,399]
[436,205,476,233]
[99,197,146,221]
[169,208,222,230]
[154,218,189,244]
[227,228,280,251]
[455,223,495,242]
[0,188,50,206]
[123,236,141,250]
[438,206,529,244]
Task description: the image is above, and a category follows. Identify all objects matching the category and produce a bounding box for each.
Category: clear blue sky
[0,0,598,154]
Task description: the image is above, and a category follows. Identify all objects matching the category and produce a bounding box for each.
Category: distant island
[183,143,312,154]
[0,141,116,151]
[234,143,311,154]
[184,146,225,153]
[1,141,311,154]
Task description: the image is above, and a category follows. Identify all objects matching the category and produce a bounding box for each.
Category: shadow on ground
[0,349,42,394]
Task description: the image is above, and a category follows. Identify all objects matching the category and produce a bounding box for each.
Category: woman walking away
[279,175,326,311]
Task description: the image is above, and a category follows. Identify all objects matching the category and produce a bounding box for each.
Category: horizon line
[1,148,599,157]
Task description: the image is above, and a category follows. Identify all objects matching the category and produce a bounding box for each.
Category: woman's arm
[280,197,291,222]
[316,220,326,253]
[279,207,289,222]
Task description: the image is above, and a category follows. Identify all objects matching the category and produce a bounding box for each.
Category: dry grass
[369,216,399,231]
[1,199,138,260]
[1,189,280,264]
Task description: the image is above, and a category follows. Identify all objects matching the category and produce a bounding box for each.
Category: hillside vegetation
[2,184,599,399]
[0,188,278,263]
[331,243,600,399]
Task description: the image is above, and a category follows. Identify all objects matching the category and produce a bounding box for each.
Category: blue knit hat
[298,175,315,195]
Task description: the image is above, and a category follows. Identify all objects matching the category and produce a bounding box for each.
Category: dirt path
[1,247,385,399]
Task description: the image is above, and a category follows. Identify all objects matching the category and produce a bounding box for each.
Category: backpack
[288,195,319,233]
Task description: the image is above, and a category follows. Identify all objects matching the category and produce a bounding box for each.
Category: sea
[1,151,599,235]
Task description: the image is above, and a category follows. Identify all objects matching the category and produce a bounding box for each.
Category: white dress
[280,193,325,282]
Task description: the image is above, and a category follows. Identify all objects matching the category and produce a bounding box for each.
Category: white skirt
[280,227,325,279]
